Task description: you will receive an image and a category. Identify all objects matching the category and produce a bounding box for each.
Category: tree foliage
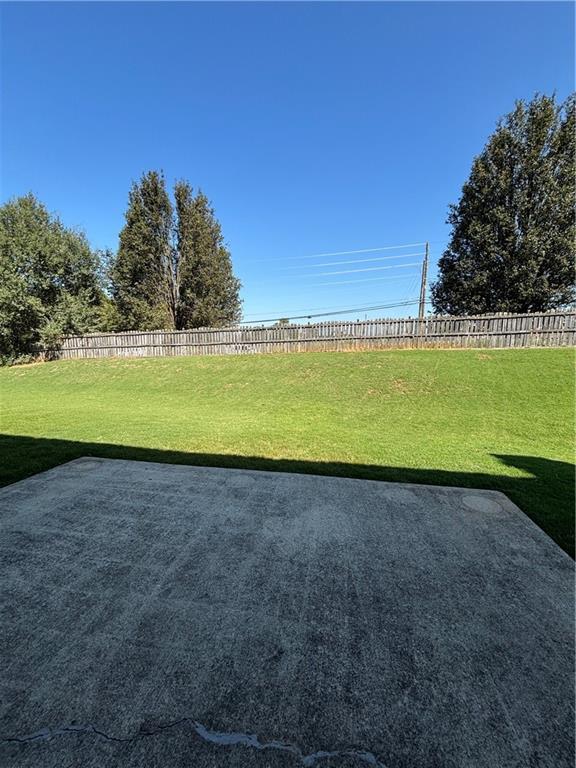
[174,182,242,328]
[432,94,576,315]
[110,172,241,330]
[110,171,174,331]
[0,194,103,361]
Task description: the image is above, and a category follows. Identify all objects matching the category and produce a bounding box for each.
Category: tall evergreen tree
[110,172,241,330]
[111,171,174,330]
[174,183,242,328]
[432,94,575,315]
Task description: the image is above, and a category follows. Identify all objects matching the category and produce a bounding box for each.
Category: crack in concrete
[1,719,387,767]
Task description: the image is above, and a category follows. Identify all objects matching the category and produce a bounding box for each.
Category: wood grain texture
[57,311,576,359]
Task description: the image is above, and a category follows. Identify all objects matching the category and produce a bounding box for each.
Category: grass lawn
[1,348,573,556]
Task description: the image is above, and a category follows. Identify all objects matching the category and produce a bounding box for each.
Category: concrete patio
[0,458,573,767]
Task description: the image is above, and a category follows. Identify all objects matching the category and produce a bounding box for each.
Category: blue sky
[1,2,574,321]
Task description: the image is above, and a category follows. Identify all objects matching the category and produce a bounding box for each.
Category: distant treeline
[0,171,241,362]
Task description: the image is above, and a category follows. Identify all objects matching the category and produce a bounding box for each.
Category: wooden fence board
[55,311,576,360]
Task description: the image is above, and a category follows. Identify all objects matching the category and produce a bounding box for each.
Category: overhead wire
[315,271,420,287]
[238,298,430,325]
[242,298,414,319]
[287,242,426,260]
[241,238,430,317]
[281,252,425,269]
[246,241,427,263]
[316,262,421,277]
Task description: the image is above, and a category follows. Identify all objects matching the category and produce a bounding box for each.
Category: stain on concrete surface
[2,719,387,766]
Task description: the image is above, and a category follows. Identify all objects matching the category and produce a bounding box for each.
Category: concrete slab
[0,457,573,768]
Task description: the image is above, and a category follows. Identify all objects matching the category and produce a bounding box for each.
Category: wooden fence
[56,311,576,359]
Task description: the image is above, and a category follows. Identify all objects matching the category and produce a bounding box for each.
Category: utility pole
[418,241,429,320]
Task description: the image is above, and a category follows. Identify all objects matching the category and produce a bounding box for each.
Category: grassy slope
[1,348,574,555]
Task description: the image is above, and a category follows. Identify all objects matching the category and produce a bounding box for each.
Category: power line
[238,298,428,325]
[418,241,430,320]
[403,273,421,303]
[248,269,420,288]
[315,272,420,286]
[294,242,426,259]
[281,252,425,269]
[317,261,421,277]
[248,261,423,287]
[243,299,411,319]
[249,241,427,263]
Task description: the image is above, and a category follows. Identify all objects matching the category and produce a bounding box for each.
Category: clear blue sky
[1,2,574,321]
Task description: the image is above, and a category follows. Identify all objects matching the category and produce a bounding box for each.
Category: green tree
[110,171,174,330]
[174,183,242,328]
[110,172,241,330]
[432,94,575,315]
[0,194,103,361]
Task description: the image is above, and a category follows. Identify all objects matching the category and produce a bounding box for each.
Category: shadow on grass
[0,433,573,557]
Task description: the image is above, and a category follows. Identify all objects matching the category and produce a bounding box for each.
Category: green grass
[1,348,574,555]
